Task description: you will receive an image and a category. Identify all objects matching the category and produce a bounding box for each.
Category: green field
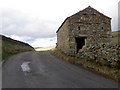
[1,35,35,61]
[111,31,120,44]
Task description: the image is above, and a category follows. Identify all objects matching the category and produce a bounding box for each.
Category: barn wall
[69,7,112,45]
[57,19,70,54]
[67,7,112,56]
[57,6,112,57]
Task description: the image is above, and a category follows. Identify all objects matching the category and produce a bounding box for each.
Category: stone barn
[56,6,112,56]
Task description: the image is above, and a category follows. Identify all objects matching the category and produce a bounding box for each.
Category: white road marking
[21,61,31,73]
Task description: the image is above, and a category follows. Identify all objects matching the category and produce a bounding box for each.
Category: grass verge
[2,43,35,60]
[1,35,35,61]
[52,48,120,82]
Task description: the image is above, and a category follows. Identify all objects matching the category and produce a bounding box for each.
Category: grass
[1,35,35,61]
[2,42,34,60]
[53,48,120,82]
[112,37,119,44]
[111,31,120,44]
[112,31,120,37]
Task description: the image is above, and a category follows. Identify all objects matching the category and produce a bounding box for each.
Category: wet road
[2,51,119,88]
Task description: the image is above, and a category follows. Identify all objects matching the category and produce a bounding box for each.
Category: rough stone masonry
[56,6,120,62]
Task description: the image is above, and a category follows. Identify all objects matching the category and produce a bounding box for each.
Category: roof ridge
[56,6,111,33]
[70,6,111,19]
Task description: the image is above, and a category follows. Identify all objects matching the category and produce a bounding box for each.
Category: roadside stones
[77,43,120,62]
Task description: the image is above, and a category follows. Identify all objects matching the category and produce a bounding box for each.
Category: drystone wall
[76,43,120,62]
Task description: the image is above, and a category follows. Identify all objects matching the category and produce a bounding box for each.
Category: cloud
[9,35,57,47]
[10,35,33,42]
[0,9,58,47]
[30,37,57,47]
[0,0,119,47]
[1,9,59,38]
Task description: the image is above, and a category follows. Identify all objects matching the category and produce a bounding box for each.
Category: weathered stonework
[76,43,120,61]
[56,6,119,61]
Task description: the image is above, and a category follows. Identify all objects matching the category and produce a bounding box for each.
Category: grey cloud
[1,9,59,38]
[9,34,57,47]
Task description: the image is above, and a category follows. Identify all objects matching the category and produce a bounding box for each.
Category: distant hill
[111,31,120,44]
[35,46,55,51]
[1,35,35,60]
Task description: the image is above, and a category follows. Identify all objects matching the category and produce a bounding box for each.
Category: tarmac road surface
[2,51,119,88]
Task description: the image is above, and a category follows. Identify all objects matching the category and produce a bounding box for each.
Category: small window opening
[83,13,87,15]
[89,23,92,25]
[102,27,103,29]
[78,27,80,30]
[92,13,96,16]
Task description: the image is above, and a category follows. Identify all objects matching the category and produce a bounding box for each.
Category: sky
[0,0,119,48]
[118,1,120,31]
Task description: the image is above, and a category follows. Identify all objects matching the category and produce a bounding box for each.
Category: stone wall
[67,6,112,56]
[57,19,70,54]
[76,43,120,62]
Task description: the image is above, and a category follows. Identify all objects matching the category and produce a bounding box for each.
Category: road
[2,51,119,88]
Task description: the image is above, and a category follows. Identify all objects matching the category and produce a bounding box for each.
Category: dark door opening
[75,37,86,54]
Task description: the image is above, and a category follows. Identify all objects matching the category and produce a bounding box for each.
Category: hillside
[1,35,35,60]
[111,31,120,44]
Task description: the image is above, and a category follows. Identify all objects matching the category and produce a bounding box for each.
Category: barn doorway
[75,37,86,54]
